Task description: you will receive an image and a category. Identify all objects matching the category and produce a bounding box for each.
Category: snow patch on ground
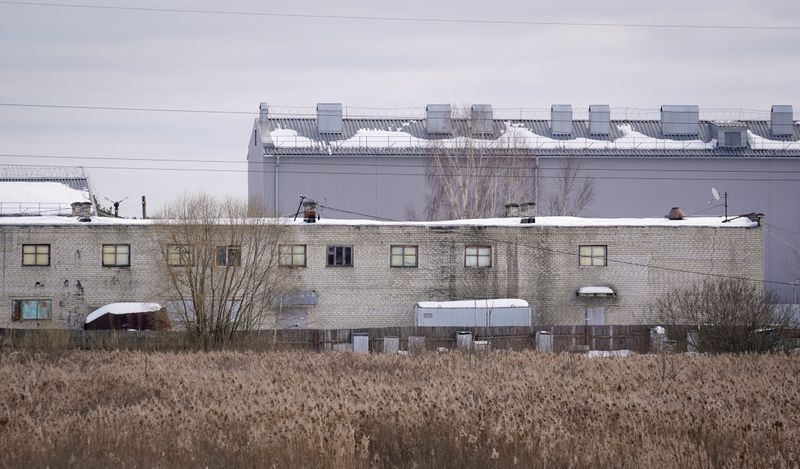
[587,349,633,358]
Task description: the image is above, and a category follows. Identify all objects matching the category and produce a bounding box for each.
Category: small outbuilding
[84,302,167,330]
[415,299,531,327]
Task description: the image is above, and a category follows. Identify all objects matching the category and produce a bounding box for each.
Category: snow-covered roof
[0,215,759,228]
[0,181,91,216]
[416,299,529,309]
[85,302,161,324]
[577,286,616,297]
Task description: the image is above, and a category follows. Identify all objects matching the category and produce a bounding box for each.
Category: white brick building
[0,214,764,329]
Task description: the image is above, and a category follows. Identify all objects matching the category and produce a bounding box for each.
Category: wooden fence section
[0,325,654,353]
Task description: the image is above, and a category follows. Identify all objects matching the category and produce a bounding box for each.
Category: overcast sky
[1,0,798,217]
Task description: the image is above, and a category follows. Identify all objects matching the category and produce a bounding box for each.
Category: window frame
[167,244,191,267]
[12,299,52,321]
[579,245,608,267]
[22,244,50,266]
[390,245,418,268]
[279,244,307,267]
[464,245,492,268]
[215,245,242,267]
[102,244,131,267]
[326,245,353,267]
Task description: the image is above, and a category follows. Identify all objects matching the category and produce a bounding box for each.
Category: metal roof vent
[770,105,794,136]
[666,207,686,220]
[661,105,699,136]
[470,104,493,135]
[426,104,452,135]
[550,104,573,136]
[259,102,269,123]
[710,121,747,149]
[316,103,343,134]
[588,104,611,136]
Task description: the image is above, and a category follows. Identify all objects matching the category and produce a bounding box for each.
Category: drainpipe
[534,155,539,212]
[272,154,280,214]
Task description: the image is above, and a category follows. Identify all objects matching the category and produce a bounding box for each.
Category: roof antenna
[104,195,130,217]
[711,187,728,222]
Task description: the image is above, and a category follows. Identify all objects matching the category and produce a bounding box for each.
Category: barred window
[390,245,418,268]
[102,244,130,267]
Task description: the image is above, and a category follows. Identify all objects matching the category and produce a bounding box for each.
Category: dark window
[579,245,607,267]
[102,244,130,267]
[22,244,50,266]
[390,245,418,267]
[326,245,353,267]
[216,245,242,267]
[724,131,741,147]
[12,299,52,321]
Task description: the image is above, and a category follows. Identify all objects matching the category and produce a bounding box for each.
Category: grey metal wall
[415,305,532,326]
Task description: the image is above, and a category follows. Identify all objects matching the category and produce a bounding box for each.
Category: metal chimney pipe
[141,195,147,219]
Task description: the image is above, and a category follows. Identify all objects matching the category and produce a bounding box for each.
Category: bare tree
[545,156,595,216]
[154,193,289,347]
[651,278,796,353]
[423,108,536,220]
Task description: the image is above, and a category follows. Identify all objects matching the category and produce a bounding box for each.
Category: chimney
[519,202,536,224]
[470,104,493,135]
[71,202,92,221]
[259,102,269,123]
[588,104,611,136]
[426,104,452,135]
[770,105,794,137]
[141,195,147,219]
[550,105,573,136]
[504,203,519,217]
[317,103,343,134]
[666,207,686,220]
[661,105,699,136]
[303,200,318,223]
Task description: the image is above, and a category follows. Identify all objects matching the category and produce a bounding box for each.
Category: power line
[1,1,798,31]
[0,102,257,116]
[2,162,800,182]
[3,152,800,174]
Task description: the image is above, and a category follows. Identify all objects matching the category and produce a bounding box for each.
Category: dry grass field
[0,351,798,468]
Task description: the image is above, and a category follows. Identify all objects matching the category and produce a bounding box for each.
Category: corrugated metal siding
[415,305,532,327]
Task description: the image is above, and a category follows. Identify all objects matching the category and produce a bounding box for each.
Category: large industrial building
[247,103,800,299]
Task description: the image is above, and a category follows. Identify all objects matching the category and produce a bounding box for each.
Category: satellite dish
[711,188,720,201]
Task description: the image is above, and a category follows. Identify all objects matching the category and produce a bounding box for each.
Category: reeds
[0,351,797,468]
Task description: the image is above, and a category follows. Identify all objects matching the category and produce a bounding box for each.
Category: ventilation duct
[470,104,493,135]
[661,105,699,136]
[550,104,573,136]
[316,103,343,134]
[588,104,611,136]
[710,121,747,149]
[770,105,794,137]
[426,104,452,135]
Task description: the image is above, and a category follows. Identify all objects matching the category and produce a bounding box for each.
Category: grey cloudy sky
[1,0,798,217]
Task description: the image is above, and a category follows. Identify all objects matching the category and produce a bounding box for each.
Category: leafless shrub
[545,155,595,216]
[651,277,797,353]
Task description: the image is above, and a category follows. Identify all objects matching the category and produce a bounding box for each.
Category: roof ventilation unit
[770,105,794,137]
[316,103,343,134]
[588,104,611,136]
[661,105,699,136]
[470,104,493,135]
[258,102,269,123]
[550,104,573,136]
[711,121,747,149]
[666,207,686,220]
[426,104,452,135]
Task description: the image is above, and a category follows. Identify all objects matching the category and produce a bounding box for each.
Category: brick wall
[0,220,764,329]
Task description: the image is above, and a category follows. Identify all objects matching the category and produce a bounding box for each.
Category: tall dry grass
[0,351,798,468]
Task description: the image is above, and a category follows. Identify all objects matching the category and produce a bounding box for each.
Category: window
[22,244,50,266]
[167,244,191,266]
[579,245,607,267]
[216,245,242,267]
[279,244,307,267]
[12,299,52,321]
[465,246,491,268]
[326,245,353,267]
[390,245,418,267]
[102,244,130,267]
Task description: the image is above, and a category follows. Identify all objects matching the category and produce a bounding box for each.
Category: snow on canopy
[577,286,616,296]
[416,299,529,309]
[85,302,161,324]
